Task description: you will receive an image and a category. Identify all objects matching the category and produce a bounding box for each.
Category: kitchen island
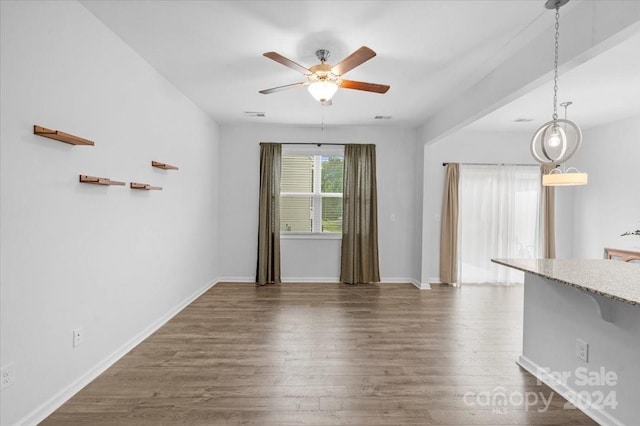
[493,258,640,426]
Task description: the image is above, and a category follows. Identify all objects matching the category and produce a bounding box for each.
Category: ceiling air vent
[244,111,266,118]
[514,118,533,122]
[374,115,392,120]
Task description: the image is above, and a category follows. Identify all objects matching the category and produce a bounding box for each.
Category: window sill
[281,233,342,240]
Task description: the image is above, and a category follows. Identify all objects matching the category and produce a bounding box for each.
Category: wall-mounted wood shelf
[34,125,94,146]
[130,182,162,191]
[79,175,125,186]
[151,161,178,170]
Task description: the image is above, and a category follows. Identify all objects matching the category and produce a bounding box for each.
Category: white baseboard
[280,278,424,286]
[379,277,414,284]
[20,279,218,426]
[217,276,255,283]
[429,277,443,284]
[219,277,426,286]
[517,355,624,426]
[379,277,429,289]
[411,280,432,290]
[282,277,341,283]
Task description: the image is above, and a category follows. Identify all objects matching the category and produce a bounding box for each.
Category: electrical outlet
[576,338,589,362]
[73,328,83,348]
[1,363,15,391]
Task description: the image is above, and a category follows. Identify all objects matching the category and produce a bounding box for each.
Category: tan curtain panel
[256,143,281,285]
[340,144,380,284]
[439,163,459,284]
[541,164,556,259]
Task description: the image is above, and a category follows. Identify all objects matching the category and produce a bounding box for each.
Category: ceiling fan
[259,46,390,104]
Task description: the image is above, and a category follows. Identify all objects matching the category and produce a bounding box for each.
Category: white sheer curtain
[458,164,541,284]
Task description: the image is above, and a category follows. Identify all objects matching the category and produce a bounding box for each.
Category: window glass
[280,150,344,234]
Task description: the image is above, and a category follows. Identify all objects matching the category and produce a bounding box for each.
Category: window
[458,164,540,284]
[280,147,344,234]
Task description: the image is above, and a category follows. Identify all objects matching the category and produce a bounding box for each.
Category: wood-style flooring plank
[41,283,597,425]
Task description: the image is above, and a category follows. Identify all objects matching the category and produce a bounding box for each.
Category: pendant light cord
[552,6,560,121]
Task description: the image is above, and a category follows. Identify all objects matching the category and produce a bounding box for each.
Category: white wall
[0,2,219,425]
[418,128,576,282]
[571,115,640,258]
[218,124,419,284]
[413,140,426,282]
[520,273,640,426]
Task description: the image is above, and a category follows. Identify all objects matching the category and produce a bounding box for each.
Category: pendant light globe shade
[308,81,338,103]
[530,118,582,164]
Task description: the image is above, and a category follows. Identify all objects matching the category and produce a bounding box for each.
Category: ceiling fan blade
[263,52,312,75]
[259,82,309,94]
[331,46,376,75]
[340,80,390,94]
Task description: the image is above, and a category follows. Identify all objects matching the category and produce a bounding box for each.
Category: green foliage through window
[280,153,344,233]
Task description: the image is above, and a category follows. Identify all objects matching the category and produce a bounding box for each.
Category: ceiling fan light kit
[308,81,339,103]
[260,46,389,103]
[530,0,587,187]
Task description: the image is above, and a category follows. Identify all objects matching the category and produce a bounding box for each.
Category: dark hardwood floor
[42,283,597,425]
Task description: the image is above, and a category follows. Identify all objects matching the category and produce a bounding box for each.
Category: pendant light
[541,102,588,186]
[530,0,587,186]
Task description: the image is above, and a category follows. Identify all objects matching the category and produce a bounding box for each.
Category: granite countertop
[492,258,640,306]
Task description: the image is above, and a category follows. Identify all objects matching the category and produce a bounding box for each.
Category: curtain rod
[260,142,345,146]
[442,162,539,167]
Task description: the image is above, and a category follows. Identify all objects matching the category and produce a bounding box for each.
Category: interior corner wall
[418,128,576,282]
[413,139,426,283]
[0,2,219,425]
[218,124,419,284]
[570,114,640,259]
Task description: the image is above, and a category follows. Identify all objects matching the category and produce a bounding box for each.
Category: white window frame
[280,145,344,239]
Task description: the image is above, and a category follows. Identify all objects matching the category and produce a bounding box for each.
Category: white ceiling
[80,0,640,130]
[468,31,640,132]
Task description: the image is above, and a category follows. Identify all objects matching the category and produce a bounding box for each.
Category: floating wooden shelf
[130,182,162,191]
[34,125,94,146]
[151,161,178,170]
[79,175,125,186]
